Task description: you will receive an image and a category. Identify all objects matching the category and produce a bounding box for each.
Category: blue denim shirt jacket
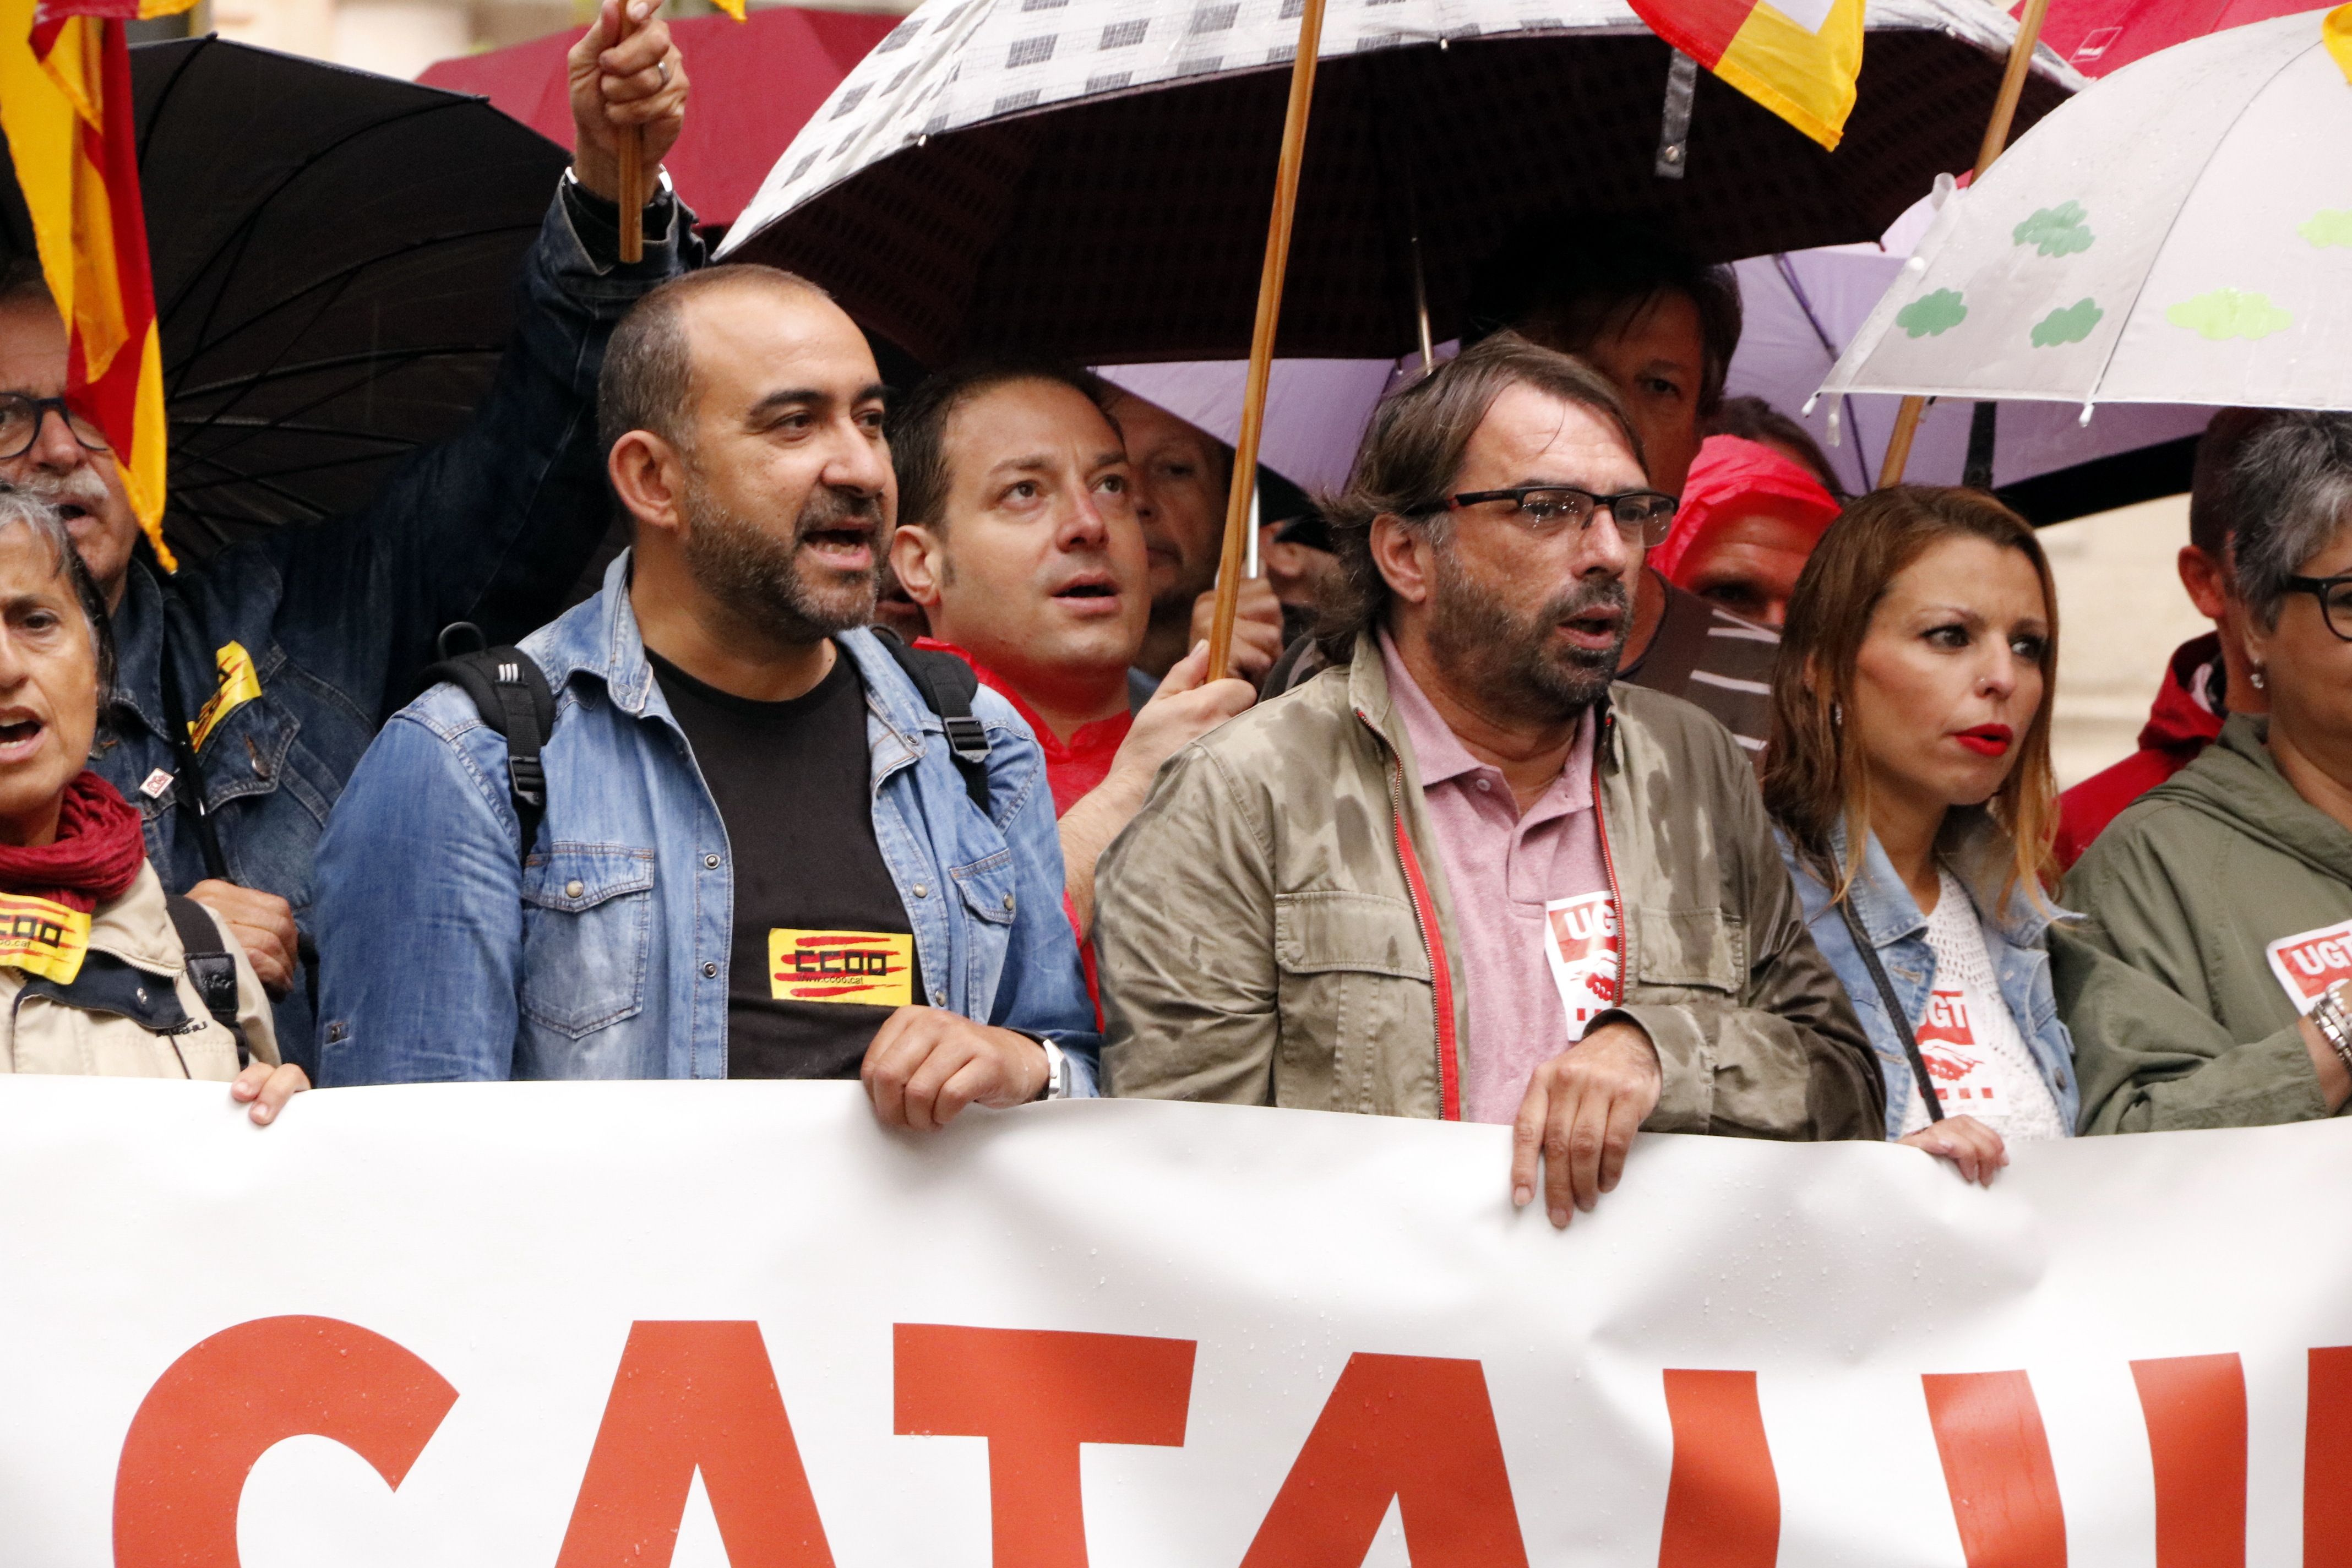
[1774,813,2081,1139]
[312,553,1100,1087]
[97,179,701,1074]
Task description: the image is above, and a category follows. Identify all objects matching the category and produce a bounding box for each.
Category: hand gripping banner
[2,1076,2349,1565]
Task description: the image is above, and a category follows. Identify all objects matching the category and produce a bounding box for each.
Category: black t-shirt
[647,646,922,1079]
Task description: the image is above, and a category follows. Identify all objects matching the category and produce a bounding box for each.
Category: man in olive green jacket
[1095,334,1881,1226]
[2059,713,2348,1131]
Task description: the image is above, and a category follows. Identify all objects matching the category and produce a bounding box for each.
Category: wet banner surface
[3,1076,2349,1566]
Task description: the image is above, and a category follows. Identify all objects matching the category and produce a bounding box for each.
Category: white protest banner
[3,1076,2350,1567]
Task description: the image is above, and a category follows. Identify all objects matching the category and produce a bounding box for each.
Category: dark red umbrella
[2033,0,2320,75]
[417,6,897,229]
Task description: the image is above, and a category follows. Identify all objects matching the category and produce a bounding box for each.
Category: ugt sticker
[1543,891,1620,1036]
[769,928,913,1008]
[2265,917,2352,1014]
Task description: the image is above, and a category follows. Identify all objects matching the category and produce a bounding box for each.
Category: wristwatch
[2310,979,2352,1075]
[1038,1037,1072,1101]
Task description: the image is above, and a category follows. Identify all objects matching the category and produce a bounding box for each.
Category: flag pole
[1876,0,2053,488]
[615,4,647,265]
[618,124,644,264]
[1205,0,1328,677]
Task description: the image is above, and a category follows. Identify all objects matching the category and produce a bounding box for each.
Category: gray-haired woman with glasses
[2061,412,2352,1131]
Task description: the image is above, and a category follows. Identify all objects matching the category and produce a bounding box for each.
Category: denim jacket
[312,554,1100,1087]
[96,181,701,1072]
[1775,814,2081,1139]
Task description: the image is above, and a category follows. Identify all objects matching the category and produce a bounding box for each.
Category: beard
[1425,546,1626,723]
[678,476,883,642]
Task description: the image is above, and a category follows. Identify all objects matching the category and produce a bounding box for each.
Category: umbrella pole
[1205,0,1329,677]
[1876,0,2054,487]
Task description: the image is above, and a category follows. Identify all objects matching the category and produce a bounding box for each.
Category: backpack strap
[164,893,249,1069]
[426,624,558,859]
[870,629,993,818]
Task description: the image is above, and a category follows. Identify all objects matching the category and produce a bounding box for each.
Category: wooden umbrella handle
[1205,0,1329,678]
[1877,0,2053,488]
[617,122,645,265]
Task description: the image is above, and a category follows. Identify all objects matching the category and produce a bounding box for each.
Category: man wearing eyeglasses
[1093,333,1880,1223]
[0,2,693,1071]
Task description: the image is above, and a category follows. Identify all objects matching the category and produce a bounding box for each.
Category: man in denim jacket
[313,266,1097,1120]
[0,3,698,1071]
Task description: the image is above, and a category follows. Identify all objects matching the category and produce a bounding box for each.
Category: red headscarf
[0,771,147,913]
[1652,435,1842,585]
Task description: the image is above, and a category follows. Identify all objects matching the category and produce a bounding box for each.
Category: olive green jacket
[2059,713,2340,1132]
[1095,633,1883,1137]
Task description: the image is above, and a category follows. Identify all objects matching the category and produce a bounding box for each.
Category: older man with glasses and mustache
[1095,333,1880,1223]
[311,266,1097,1122]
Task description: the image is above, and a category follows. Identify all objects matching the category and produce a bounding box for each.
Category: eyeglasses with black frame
[1441,485,1679,547]
[2283,573,2352,642]
[0,394,110,462]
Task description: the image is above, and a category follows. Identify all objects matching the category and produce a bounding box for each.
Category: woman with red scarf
[0,495,300,1123]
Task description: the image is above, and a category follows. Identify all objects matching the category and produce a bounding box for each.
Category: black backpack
[426,623,994,859]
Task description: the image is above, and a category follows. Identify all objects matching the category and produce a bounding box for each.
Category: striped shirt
[1620,574,1779,758]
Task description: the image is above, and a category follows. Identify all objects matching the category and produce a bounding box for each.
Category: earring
[2252,666,2267,690]
[1830,701,1843,728]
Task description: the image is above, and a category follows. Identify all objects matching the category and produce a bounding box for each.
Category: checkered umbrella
[718,0,2078,366]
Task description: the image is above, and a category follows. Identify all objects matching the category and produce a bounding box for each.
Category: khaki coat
[1095,633,1882,1137]
[0,863,277,1081]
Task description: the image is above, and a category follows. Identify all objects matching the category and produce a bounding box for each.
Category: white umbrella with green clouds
[1815,7,2352,419]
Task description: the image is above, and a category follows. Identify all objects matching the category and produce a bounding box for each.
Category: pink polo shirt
[1380,631,1617,1125]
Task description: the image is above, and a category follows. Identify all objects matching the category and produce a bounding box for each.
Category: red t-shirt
[913,639,1133,815]
[913,640,1133,1021]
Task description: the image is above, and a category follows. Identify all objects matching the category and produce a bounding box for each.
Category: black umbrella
[2,37,570,563]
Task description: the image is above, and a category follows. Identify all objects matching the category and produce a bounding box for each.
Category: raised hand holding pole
[1206,0,1330,677]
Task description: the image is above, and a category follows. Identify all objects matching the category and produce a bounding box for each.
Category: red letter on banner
[2131,1354,2245,1568]
[2307,1347,2352,1568]
[894,1323,1196,1566]
[1657,1369,1778,1568]
[1921,1370,2067,1567]
[113,1314,457,1568]
[1239,1353,1530,1568]
[556,1321,834,1567]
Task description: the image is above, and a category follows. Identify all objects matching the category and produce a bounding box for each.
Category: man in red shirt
[885,364,1254,940]
[2056,410,2278,868]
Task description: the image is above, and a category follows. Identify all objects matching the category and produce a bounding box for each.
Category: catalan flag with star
[1631,0,1866,150]
[0,0,188,568]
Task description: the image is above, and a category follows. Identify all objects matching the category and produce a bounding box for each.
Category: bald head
[597,264,837,460]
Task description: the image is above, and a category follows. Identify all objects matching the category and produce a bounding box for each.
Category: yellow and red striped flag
[1629,0,1865,150]
[0,0,188,567]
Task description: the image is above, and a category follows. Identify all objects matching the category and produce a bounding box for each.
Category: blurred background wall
[2042,493,2208,791]
[138,0,914,85]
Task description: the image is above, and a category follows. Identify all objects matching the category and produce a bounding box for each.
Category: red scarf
[0,771,147,913]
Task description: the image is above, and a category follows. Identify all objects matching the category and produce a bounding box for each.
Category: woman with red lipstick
[1763,488,2076,1184]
